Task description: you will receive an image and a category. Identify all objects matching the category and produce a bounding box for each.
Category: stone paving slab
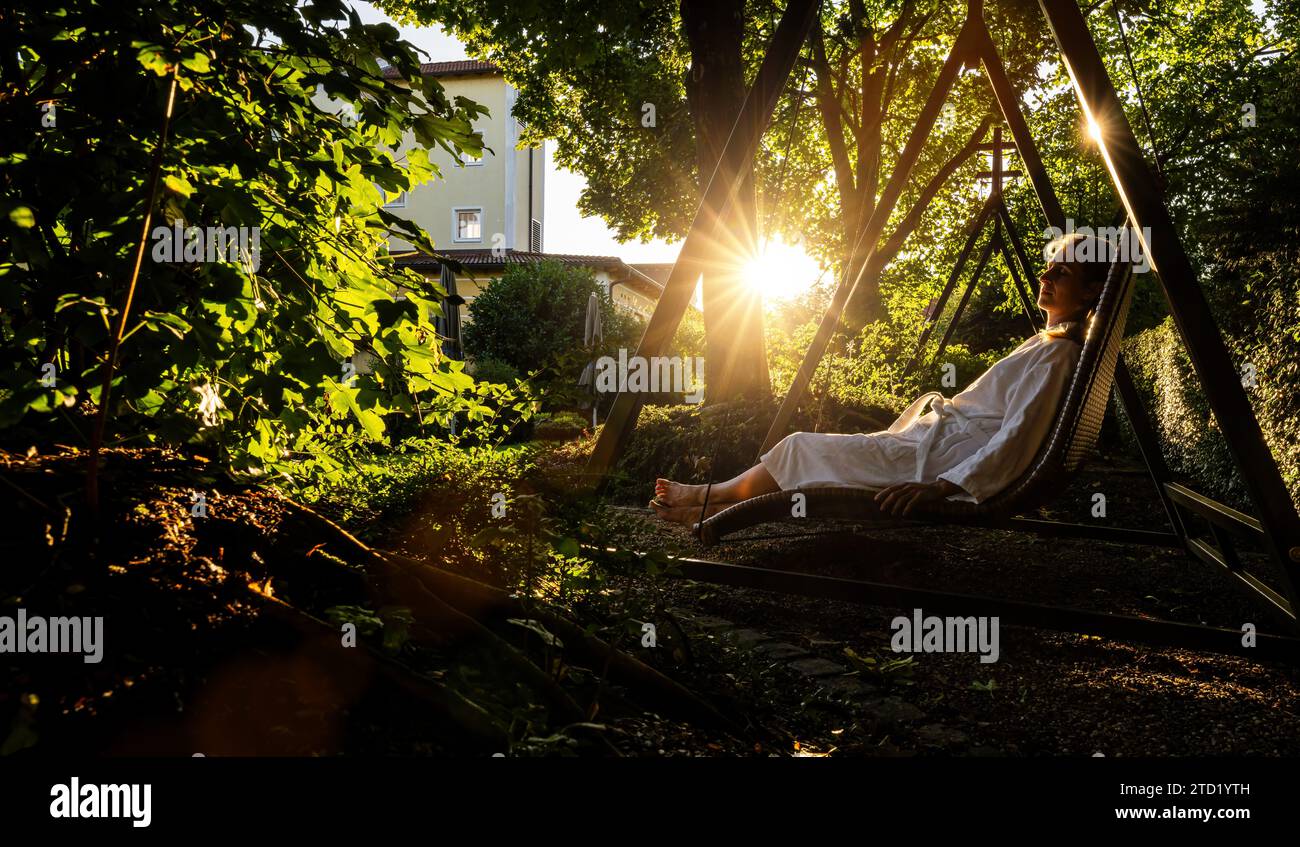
[722,628,775,648]
[752,642,812,660]
[669,606,939,738]
[815,676,878,700]
[787,657,850,678]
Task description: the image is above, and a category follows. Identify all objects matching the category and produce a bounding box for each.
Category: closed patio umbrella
[577,292,603,427]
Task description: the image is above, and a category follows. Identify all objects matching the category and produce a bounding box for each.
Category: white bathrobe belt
[887,391,1002,483]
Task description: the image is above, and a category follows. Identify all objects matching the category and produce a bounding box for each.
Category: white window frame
[383,190,407,209]
[452,206,483,243]
[459,150,484,167]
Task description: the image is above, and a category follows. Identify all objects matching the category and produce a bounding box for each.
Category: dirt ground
[595,464,1300,755]
[4,448,1298,757]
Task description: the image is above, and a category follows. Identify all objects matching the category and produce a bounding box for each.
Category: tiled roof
[382,60,501,79]
[623,265,668,293]
[394,249,627,271]
[629,263,675,284]
[394,250,688,308]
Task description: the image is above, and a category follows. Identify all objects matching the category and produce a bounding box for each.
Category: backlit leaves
[0,0,531,476]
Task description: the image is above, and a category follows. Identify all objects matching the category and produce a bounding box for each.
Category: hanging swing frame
[582,0,1300,657]
[900,127,1041,380]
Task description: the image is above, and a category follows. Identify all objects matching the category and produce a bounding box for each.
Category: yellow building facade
[320,60,669,359]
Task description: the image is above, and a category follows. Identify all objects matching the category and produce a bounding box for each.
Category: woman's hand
[874,479,966,517]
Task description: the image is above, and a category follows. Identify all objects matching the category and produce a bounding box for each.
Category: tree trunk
[681,0,770,403]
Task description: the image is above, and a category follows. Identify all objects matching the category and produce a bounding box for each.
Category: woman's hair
[1042,232,1115,343]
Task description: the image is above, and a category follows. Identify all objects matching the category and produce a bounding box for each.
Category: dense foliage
[1121,24,1300,507]
[0,0,525,485]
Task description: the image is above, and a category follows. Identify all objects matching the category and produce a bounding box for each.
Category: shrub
[461,260,642,402]
[308,436,603,601]
[304,437,532,545]
[470,357,520,386]
[534,410,589,441]
[605,398,779,505]
[1123,316,1299,512]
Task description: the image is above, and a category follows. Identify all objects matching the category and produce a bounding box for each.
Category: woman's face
[1037,249,1097,320]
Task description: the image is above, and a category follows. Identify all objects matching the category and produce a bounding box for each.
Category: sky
[344,1,825,300]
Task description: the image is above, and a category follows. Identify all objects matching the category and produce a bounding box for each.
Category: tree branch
[871,115,993,270]
[810,24,858,230]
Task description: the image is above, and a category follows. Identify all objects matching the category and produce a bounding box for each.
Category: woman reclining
[652,233,1111,523]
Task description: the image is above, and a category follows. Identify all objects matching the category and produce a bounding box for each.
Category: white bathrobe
[760,324,1084,504]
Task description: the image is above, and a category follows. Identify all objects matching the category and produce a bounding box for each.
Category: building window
[453,207,482,242]
[530,218,543,252]
[384,190,407,209]
[460,150,484,167]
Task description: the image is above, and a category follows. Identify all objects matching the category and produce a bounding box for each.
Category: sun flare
[741,238,824,302]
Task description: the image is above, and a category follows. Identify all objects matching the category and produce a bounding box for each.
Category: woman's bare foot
[650,500,732,526]
[654,478,713,506]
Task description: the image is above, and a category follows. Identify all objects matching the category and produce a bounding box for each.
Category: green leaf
[356,408,386,440]
[162,175,193,197]
[133,42,170,76]
[180,52,210,73]
[141,310,192,339]
[324,605,382,635]
[373,298,417,328]
[326,377,386,440]
[7,207,35,228]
